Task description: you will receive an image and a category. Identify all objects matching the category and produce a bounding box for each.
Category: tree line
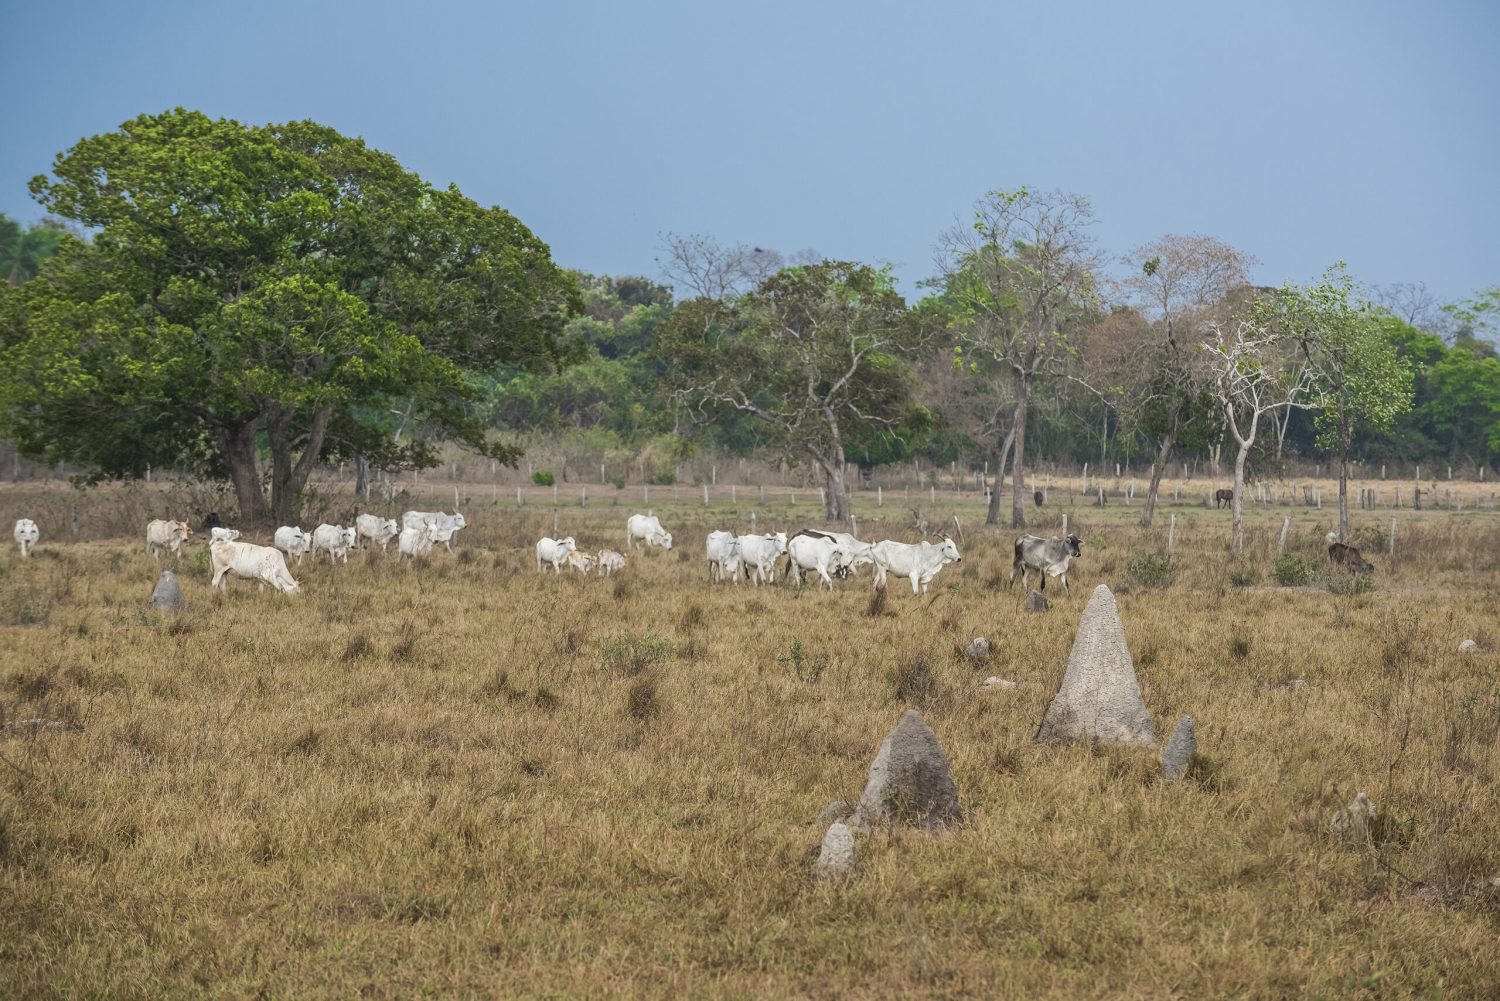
[1,111,1497,548]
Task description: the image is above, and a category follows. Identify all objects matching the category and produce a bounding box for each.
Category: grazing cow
[792,529,875,578]
[14,518,39,558]
[397,520,440,559]
[1010,534,1083,592]
[566,549,598,574]
[1214,488,1234,509]
[872,536,963,594]
[355,514,400,552]
[535,536,577,573]
[596,549,626,576]
[626,513,673,552]
[209,539,301,594]
[146,519,192,559]
[706,530,742,583]
[273,526,314,565]
[1328,541,1374,575]
[402,511,467,552]
[209,527,241,542]
[736,532,788,585]
[312,524,357,564]
[786,534,849,591]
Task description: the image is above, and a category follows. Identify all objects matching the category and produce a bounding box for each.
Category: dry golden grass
[2,482,1498,998]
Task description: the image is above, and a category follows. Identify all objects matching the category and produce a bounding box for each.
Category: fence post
[1062,513,1068,536]
[703,484,709,506]
[581,486,587,508]
[1277,516,1290,555]
[1167,513,1176,554]
[1389,518,1396,556]
[877,486,883,507]
[552,509,558,536]
[516,486,523,507]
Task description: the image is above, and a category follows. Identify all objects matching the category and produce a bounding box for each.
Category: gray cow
[1010,534,1083,593]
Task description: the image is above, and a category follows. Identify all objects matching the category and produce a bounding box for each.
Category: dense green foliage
[0,214,67,286]
[0,110,580,520]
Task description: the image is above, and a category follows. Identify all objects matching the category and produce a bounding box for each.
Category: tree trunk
[1337,426,1351,542]
[219,422,267,523]
[1232,443,1249,555]
[1139,433,1173,528]
[818,456,850,525]
[1010,376,1030,530]
[266,405,334,524]
[985,425,1016,527]
[355,454,370,500]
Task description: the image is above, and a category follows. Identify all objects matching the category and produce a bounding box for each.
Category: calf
[146,519,192,559]
[787,534,850,591]
[706,530,742,583]
[566,549,598,574]
[597,549,626,576]
[312,524,357,564]
[1214,488,1234,509]
[1010,534,1083,592]
[209,539,301,594]
[355,513,400,552]
[535,536,577,573]
[1328,541,1374,575]
[398,520,440,559]
[273,526,314,565]
[14,518,39,558]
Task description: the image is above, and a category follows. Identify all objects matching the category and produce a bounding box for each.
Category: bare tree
[1112,235,1256,527]
[1202,311,1320,553]
[1374,281,1454,341]
[936,188,1102,529]
[657,232,815,301]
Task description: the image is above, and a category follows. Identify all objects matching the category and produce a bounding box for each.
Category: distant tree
[936,187,1102,528]
[656,261,928,524]
[1272,265,1413,541]
[1111,234,1255,527]
[1,110,580,522]
[1443,287,1500,344]
[1202,302,1320,554]
[1374,281,1453,341]
[0,214,68,285]
[656,232,817,300]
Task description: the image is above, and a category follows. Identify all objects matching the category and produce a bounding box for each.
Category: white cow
[705,530,742,583]
[626,513,672,552]
[13,518,39,558]
[597,549,626,576]
[536,536,577,573]
[403,511,466,552]
[786,534,849,591]
[397,519,440,559]
[736,532,788,585]
[273,526,314,565]
[872,536,963,594]
[355,514,400,552]
[209,527,241,542]
[146,519,192,559]
[794,529,875,577]
[566,549,598,574]
[209,539,301,594]
[311,524,357,564]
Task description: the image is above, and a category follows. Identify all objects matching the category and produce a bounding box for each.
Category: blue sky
[2,0,1495,304]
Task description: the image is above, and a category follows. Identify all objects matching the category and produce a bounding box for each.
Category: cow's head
[177,521,193,538]
[772,532,788,553]
[383,519,399,537]
[450,512,467,530]
[1066,535,1082,558]
[342,527,357,546]
[938,535,961,563]
[657,531,673,550]
[560,536,577,552]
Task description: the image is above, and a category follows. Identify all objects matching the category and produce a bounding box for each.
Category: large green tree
[1,110,580,521]
[1273,265,1413,541]
[655,261,928,524]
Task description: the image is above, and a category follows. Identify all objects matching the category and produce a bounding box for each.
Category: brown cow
[1328,542,1374,575]
[1214,488,1234,509]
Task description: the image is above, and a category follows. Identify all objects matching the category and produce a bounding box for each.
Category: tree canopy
[0,109,581,521]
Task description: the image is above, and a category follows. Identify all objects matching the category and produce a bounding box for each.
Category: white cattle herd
[9,509,1083,601]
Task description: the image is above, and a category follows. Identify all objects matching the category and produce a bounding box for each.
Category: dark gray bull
[1010,534,1083,592]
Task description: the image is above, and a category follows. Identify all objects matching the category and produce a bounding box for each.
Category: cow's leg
[818,566,834,591]
[910,573,921,595]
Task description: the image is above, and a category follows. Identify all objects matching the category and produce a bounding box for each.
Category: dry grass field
[2,479,1498,998]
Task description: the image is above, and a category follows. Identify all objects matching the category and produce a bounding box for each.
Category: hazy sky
[3,0,1495,304]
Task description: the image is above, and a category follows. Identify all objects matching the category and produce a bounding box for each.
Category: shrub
[1272,554,1319,587]
[598,634,670,676]
[531,470,555,487]
[1325,572,1373,596]
[1125,551,1177,589]
[646,470,676,486]
[1228,563,1260,588]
